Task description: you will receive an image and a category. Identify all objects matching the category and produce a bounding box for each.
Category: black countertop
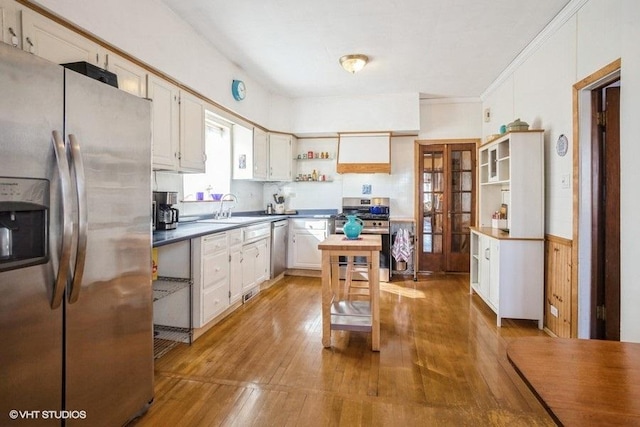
[153,210,336,247]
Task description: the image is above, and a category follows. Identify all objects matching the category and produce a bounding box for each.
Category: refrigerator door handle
[51,130,73,309]
[68,134,87,304]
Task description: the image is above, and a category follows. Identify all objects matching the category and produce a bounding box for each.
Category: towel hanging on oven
[392,228,412,262]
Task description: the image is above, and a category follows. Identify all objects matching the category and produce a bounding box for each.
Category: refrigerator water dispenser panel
[0,177,49,272]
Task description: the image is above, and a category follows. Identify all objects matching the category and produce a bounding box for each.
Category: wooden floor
[133,274,554,426]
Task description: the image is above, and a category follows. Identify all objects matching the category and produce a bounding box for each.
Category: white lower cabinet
[470,229,544,328]
[193,233,230,327]
[241,237,270,298]
[288,219,327,269]
[193,224,271,330]
[228,229,243,305]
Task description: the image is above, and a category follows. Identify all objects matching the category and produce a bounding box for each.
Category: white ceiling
[160,0,571,100]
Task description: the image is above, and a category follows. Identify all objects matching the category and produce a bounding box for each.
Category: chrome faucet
[216,193,238,219]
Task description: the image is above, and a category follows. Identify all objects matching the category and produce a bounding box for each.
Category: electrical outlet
[484,108,491,123]
[362,184,372,195]
[561,173,571,189]
[550,305,559,318]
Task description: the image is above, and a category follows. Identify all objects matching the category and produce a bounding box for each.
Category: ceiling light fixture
[339,54,369,74]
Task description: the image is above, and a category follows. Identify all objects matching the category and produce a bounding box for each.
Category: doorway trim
[572,58,621,338]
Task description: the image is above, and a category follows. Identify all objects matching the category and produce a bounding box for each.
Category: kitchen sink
[198,217,264,224]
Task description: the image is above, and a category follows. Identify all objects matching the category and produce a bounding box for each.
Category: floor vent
[243,290,256,303]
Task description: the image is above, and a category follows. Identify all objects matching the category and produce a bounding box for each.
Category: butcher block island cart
[318,234,382,351]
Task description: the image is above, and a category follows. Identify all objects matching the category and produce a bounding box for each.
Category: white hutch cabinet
[470,131,544,328]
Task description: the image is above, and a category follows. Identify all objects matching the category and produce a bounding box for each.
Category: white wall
[481,0,640,342]
[419,98,482,140]
[292,93,421,135]
[270,136,415,218]
[154,172,264,219]
[483,16,576,240]
[31,0,286,129]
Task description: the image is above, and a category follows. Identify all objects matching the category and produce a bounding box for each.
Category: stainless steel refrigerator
[0,44,153,426]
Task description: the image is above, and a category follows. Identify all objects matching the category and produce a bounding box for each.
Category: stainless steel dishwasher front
[271,219,288,278]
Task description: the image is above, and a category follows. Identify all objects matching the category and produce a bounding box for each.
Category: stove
[334,197,390,234]
[334,197,390,281]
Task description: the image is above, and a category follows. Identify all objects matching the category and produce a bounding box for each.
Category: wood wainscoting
[544,235,573,337]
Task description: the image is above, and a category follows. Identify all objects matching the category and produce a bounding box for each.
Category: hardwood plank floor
[133,274,554,426]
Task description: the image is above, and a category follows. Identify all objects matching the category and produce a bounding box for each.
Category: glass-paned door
[421,148,444,271]
[419,143,476,272]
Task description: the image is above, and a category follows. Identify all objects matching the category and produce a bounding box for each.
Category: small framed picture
[238,154,246,169]
[362,184,372,195]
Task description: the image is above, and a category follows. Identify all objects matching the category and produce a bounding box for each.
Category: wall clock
[556,134,568,156]
[231,79,246,101]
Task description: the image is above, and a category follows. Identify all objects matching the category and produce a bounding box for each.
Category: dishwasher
[271,219,288,278]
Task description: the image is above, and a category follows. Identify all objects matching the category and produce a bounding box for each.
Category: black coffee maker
[153,191,179,230]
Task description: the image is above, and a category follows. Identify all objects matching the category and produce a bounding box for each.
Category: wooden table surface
[318,234,381,351]
[317,234,382,251]
[507,337,640,426]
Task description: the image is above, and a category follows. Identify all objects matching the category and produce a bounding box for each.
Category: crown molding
[481,0,589,101]
[420,97,481,104]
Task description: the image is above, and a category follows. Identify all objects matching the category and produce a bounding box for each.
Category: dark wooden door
[591,84,620,340]
[419,143,476,272]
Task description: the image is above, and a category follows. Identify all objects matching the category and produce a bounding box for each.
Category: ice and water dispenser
[0,177,49,272]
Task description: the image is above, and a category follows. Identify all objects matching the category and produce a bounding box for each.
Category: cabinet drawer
[244,223,270,243]
[203,251,229,289]
[228,228,243,247]
[291,219,327,231]
[202,281,228,322]
[203,233,227,255]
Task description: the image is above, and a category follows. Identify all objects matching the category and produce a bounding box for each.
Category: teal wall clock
[232,79,246,101]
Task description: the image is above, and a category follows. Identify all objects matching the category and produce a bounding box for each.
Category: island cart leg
[370,250,380,351]
[321,250,332,348]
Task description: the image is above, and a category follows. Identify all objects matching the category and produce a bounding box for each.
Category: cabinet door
[478,236,491,298]
[147,75,179,170]
[179,90,205,172]
[291,230,326,269]
[489,239,500,307]
[268,133,292,181]
[1,0,19,48]
[253,128,268,180]
[232,124,254,180]
[200,237,229,324]
[229,245,242,305]
[106,53,147,97]
[242,244,258,292]
[254,238,269,285]
[202,250,228,290]
[202,280,229,324]
[21,9,102,65]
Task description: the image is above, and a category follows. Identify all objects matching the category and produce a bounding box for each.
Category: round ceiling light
[339,54,369,74]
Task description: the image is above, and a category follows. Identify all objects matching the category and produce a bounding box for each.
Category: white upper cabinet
[105,53,147,98]
[268,133,293,181]
[232,124,255,179]
[253,127,269,180]
[478,131,544,238]
[148,74,180,170]
[0,0,20,48]
[21,8,104,66]
[147,74,205,173]
[179,90,205,173]
[232,127,294,182]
